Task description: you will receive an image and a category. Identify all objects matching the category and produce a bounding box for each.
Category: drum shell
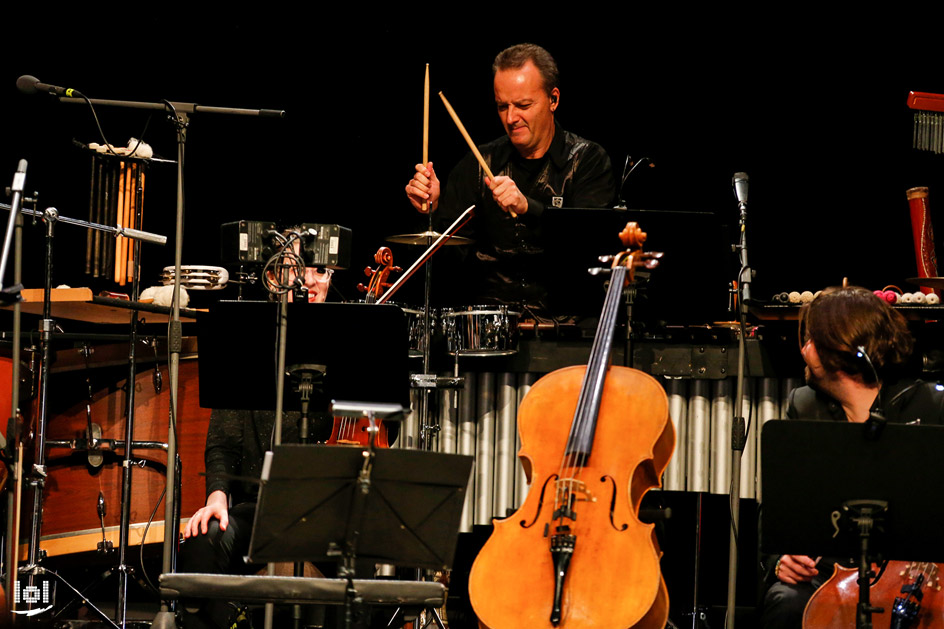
[442,305,520,356]
[37,359,209,557]
[401,306,433,358]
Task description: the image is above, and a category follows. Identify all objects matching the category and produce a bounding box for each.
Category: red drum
[36,359,209,557]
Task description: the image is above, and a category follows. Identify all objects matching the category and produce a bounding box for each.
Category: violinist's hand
[184,490,229,538]
[775,554,819,584]
[405,162,440,213]
[486,176,528,215]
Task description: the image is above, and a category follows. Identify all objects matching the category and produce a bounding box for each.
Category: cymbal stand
[379,206,474,447]
[379,207,473,629]
[44,91,284,629]
[418,221,435,452]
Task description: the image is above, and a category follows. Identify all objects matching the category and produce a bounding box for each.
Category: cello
[468,223,675,629]
[803,561,944,628]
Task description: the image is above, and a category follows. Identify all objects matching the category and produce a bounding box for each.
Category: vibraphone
[397,326,806,532]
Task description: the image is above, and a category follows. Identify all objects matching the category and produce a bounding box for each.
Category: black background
[5,11,944,324]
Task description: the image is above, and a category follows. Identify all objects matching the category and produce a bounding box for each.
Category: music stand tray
[761,420,944,562]
[248,445,473,572]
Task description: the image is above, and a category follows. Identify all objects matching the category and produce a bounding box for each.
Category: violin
[803,561,944,628]
[468,223,674,628]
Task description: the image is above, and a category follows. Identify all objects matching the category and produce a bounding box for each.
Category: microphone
[16,75,82,98]
[732,172,749,211]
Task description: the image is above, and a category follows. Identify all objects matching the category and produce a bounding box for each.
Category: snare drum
[442,305,520,356]
[402,306,432,358]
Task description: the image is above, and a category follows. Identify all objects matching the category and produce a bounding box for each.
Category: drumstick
[422,63,429,214]
[439,91,517,218]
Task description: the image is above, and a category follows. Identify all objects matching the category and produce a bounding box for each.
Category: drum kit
[378,231,522,360]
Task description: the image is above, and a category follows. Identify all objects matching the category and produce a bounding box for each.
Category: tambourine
[160,265,229,290]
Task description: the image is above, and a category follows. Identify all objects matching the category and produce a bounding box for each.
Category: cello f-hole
[520,474,557,529]
[601,475,629,532]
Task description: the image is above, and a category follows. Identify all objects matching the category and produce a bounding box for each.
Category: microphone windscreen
[16,75,39,95]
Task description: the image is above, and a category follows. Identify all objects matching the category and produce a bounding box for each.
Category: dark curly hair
[798,286,914,383]
[492,43,559,96]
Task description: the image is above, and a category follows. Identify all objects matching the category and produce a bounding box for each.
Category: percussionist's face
[494,60,559,159]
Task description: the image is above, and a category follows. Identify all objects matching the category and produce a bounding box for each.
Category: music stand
[762,420,944,628]
[248,444,473,627]
[197,301,411,411]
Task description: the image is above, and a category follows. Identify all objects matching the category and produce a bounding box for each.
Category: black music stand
[762,420,944,629]
[197,301,411,410]
[248,444,473,628]
[249,445,472,568]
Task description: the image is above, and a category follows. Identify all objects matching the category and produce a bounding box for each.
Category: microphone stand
[46,90,283,629]
[725,174,752,629]
[1,161,27,610]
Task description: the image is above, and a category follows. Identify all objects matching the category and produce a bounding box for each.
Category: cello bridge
[555,479,596,504]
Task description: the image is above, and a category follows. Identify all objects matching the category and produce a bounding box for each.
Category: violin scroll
[356,247,402,302]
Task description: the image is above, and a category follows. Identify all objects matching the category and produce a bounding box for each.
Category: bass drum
[441,305,520,356]
[37,358,210,557]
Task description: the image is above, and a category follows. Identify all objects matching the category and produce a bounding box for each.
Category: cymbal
[907,277,944,290]
[386,231,473,246]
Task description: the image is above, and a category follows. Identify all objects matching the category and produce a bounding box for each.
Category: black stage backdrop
[3,12,943,324]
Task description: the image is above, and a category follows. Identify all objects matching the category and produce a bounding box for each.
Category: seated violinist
[178,230,337,629]
[761,286,944,628]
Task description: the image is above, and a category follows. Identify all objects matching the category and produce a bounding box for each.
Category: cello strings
[555,263,629,513]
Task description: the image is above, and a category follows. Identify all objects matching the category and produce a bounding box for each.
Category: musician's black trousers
[761,573,829,629]
[176,502,258,629]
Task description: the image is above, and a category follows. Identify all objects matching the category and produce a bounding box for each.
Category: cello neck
[565,265,628,460]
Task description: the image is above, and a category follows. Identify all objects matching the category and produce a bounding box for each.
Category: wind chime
[85,153,147,286]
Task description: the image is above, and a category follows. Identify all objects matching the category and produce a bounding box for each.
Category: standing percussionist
[405,43,615,305]
[762,285,944,629]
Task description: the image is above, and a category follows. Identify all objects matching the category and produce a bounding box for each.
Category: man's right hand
[776,554,819,584]
[405,162,440,213]
[184,490,229,538]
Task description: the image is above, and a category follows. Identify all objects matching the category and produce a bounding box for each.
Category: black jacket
[435,122,614,304]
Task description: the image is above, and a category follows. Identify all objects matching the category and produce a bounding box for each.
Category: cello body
[468,364,675,629]
[468,222,673,629]
[803,561,944,628]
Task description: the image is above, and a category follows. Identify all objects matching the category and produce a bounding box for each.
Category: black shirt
[435,121,614,304]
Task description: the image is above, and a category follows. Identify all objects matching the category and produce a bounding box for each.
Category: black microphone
[16,75,82,98]
[732,172,749,211]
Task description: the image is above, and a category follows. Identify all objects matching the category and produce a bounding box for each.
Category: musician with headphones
[761,285,944,628]
[405,43,615,304]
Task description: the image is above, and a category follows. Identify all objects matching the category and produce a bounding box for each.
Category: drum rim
[442,307,521,317]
